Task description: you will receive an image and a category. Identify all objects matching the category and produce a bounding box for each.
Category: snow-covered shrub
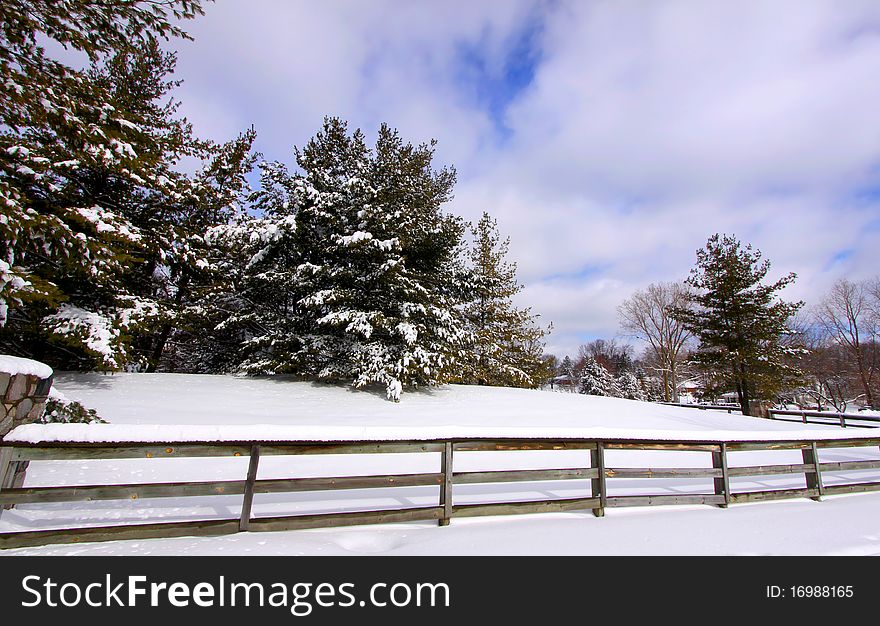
[39,390,105,424]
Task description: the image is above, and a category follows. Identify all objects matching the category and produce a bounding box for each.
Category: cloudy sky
[169,0,880,358]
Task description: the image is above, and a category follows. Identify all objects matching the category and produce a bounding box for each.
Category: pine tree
[0,1,237,370]
[458,212,548,388]
[216,118,467,401]
[673,234,804,415]
[579,355,621,397]
[617,370,647,401]
[639,373,665,402]
[147,128,259,372]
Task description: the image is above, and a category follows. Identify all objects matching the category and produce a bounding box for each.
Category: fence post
[591,442,606,517]
[839,415,846,428]
[0,447,12,516]
[802,442,824,502]
[711,443,730,508]
[239,444,261,531]
[439,441,453,526]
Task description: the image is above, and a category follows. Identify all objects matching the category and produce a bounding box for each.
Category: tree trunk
[146,322,174,373]
[739,362,751,416]
[855,350,874,408]
[146,271,190,372]
[669,361,679,402]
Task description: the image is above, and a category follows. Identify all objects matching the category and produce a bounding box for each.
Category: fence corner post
[439,441,453,526]
[591,442,606,517]
[0,446,13,517]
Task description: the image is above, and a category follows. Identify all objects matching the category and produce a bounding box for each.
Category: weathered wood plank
[0,518,240,550]
[452,497,600,518]
[712,444,730,507]
[7,441,445,461]
[606,494,725,507]
[255,472,443,494]
[727,463,816,477]
[0,447,14,514]
[239,444,260,531]
[0,447,13,490]
[822,481,880,496]
[818,460,880,472]
[248,506,444,533]
[452,441,596,452]
[439,442,452,526]
[453,468,597,484]
[11,444,253,461]
[802,443,824,501]
[603,467,721,479]
[259,442,444,456]
[591,442,606,517]
[604,442,719,452]
[814,438,880,449]
[0,479,247,505]
[729,488,820,503]
[725,441,813,452]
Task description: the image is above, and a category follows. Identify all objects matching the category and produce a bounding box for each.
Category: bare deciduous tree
[575,338,633,377]
[815,278,879,409]
[618,281,694,402]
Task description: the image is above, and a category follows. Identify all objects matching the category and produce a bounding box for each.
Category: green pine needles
[674,234,804,415]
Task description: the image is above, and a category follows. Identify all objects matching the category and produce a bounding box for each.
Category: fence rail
[767,409,880,429]
[1,434,880,549]
[660,402,740,413]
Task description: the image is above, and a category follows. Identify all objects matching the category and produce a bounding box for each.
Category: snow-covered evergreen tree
[216,118,467,401]
[617,370,647,401]
[147,128,259,372]
[0,1,256,371]
[673,234,804,415]
[579,356,621,397]
[457,212,548,388]
[639,373,666,402]
[561,355,575,377]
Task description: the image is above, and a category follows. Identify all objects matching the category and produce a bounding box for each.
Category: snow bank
[3,372,878,444]
[6,421,879,444]
[0,355,53,379]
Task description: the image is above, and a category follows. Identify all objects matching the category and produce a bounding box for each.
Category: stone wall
[1,371,53,438]
[0,359,53,503]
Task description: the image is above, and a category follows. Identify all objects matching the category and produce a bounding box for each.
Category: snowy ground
[2,373,880,556]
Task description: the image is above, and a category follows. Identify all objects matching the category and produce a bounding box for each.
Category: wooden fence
[1,435,880,550]
[767,409,880,429]
[660,402,740,413]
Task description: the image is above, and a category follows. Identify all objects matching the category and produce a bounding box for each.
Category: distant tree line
[551,234,878,415]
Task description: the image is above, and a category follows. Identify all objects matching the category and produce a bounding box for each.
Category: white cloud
[170,0,880,358]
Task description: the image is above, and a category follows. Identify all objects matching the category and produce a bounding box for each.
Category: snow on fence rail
[767,409,880,430]
[2,433,880,550]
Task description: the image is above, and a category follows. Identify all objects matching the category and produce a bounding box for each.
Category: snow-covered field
[2,372,880,556]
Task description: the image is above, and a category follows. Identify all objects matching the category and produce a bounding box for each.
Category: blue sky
[169,0,880,358]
